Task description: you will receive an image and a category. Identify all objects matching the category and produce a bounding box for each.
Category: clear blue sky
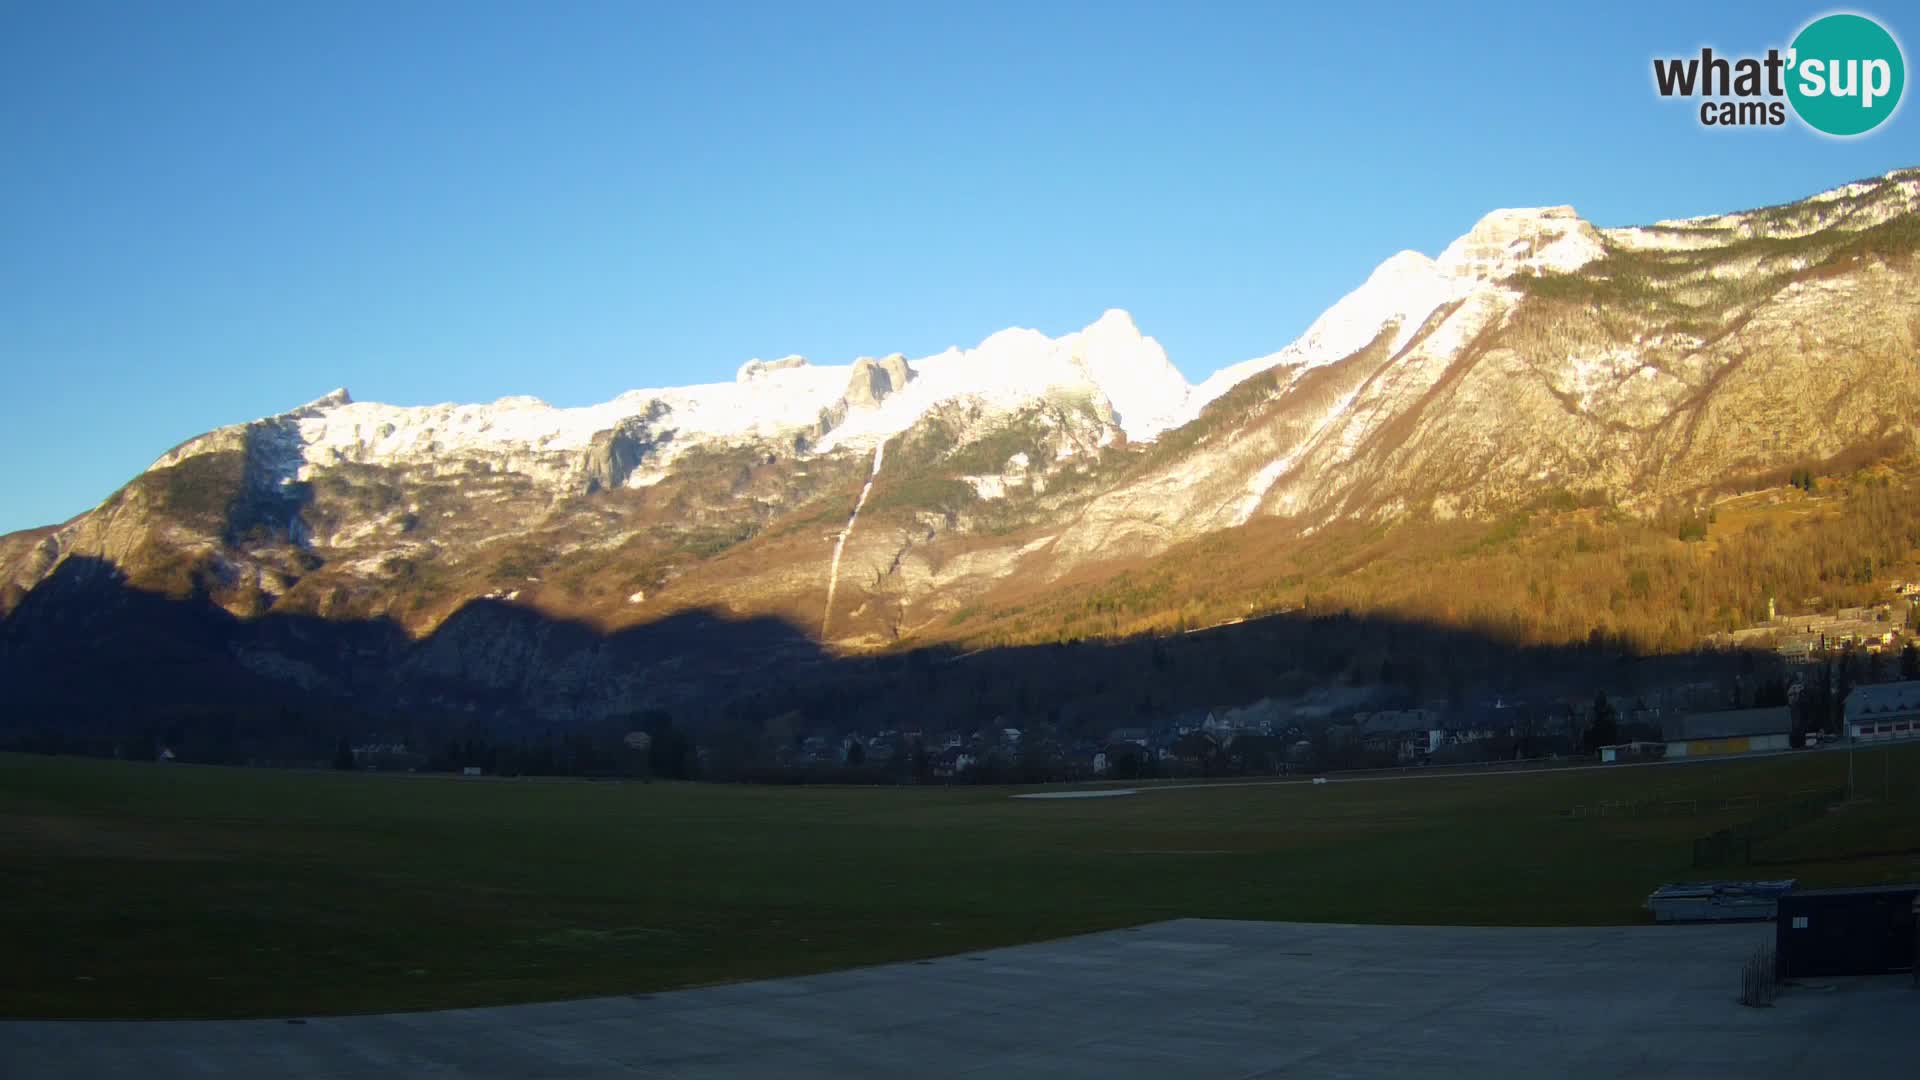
[2,1,1915,533]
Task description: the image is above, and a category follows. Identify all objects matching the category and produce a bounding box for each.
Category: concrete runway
[4,920,1913,1078]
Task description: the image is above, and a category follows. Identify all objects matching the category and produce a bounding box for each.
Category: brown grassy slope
[931,459,1920,654]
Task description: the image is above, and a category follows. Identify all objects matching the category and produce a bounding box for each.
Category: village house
[1354,709,1441,762]
[1215,698,1283,737]
[1435,715,1498,748]
[1170,730,1220,768]
[1776,635,1821,664]
[1092,739,1155,776]
[1714,601,1904,659]
[930,747,974,779]
[865,735,900,764]
[1223,733,1292,772]
[351,742,426,771]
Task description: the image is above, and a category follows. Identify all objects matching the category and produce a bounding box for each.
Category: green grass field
[3,747,1916,1019]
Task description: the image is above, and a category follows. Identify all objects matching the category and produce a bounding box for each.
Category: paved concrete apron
[4,920,1913,1078]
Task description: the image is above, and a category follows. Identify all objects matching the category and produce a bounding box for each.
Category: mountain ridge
[4,167,1919,725]
[77,164,1919,523]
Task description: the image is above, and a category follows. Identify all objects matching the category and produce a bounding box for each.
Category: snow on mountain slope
[149,309,1196,489]
[818,309,1191,446]
[1176,204,1612,427]
[119,168,1919,533]
[140,198,1631,490]
[9,166,1919,672]
[1435,205,1606,279]
[1183,250,1479,422]
[1605,168,1919,251]
[1069,309,1193,438]
[290,363,847,464]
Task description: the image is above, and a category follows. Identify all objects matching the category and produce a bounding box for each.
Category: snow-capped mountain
[105,191,1729,514]
[142,306,1191,500]
[4,167,1918,728]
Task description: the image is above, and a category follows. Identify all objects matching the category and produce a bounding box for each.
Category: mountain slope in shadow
[0,555,1774,767]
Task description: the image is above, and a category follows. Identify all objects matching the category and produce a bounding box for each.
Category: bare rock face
[293,387,353,415]
[1436,206,1607,280]
[878,353,912,392]
[1048,170,1920,565]
[842,354,914,409]
[842,358,891,409]
[581,403,671,493]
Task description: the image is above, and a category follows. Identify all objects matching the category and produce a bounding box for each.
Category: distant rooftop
[1845,680,1920,718]
[1664,707,1791,741]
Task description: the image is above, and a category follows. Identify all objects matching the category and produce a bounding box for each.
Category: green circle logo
[1788,13,1905,136]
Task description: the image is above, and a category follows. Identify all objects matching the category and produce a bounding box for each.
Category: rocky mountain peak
[842,354,914,409]
[289,388,352,418]
[736,355,810,382]
[1436,205,1606,280]
[1368,250,1439,281]
[1064,309,1189,439]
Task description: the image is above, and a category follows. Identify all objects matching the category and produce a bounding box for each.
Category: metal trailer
[1645,880,1797,923]
[1774,884,1920,979]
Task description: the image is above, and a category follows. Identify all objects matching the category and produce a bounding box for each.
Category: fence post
[1739,945,1778,1007]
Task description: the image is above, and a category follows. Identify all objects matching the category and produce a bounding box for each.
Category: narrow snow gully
[1232,383,1364,526]
[822,440,886,639]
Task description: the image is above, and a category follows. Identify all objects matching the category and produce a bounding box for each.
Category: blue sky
[1,1,1915,533]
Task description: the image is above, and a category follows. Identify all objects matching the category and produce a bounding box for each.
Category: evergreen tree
[1753,677,1789,707]
[1793,662,1831,745]
[1867,648,1889,684]
[1585,692,1619,752]
[1834,653,1861,735]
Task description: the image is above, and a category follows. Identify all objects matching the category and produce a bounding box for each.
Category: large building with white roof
[1843,681,1920,742]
